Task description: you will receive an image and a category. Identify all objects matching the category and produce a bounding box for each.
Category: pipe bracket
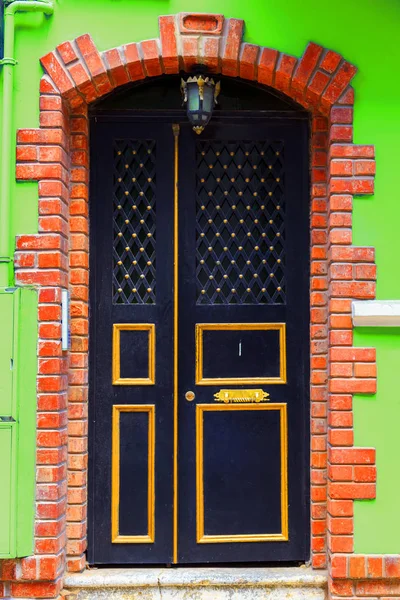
[0,57,18,66]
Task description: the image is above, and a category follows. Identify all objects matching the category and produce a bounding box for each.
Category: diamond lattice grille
[113,140,156,304]
[196,140,286,304]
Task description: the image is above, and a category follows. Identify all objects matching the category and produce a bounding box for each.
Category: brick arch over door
[9,12,385,600]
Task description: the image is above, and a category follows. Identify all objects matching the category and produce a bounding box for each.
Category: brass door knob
[185,391,195,402]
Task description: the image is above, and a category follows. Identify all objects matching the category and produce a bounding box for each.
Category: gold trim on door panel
[196,403,288,543]
[111,405,155,543]
[195,323,287,385]
[112,323,155,385]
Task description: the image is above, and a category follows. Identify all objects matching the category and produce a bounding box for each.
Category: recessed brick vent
[0,12,390,600]
[179,13,224,35]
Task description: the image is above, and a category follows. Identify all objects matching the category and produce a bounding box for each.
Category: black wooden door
[88,115,310,565]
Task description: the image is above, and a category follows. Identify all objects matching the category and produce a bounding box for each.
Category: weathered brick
[329,378,377,394]
[367,556,383,578]
[40,51,75,96]
[320,50,341,74]
[275,54,297,94]
[330,448,375,465]
[331,554,348,578]
[103,48,130,87]
[181,36,199,72]
[292,42,323,93]
[75,34,113,95]
[321,61,357,108]
[239,43,259,81]
[122,43,145,81]
[221,18,244,77]
[159,15,179,73]
[140,39,163,77]
[306,70,330,105]
[349,556,366,579]
[354,466,376,483]
[257,48,279,86]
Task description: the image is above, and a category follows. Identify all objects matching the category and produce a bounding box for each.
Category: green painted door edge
[0,287,37,558]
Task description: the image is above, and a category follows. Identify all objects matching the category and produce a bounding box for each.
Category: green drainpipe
[0,0,54,287]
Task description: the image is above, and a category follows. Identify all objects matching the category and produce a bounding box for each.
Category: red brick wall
[0,12,393,600]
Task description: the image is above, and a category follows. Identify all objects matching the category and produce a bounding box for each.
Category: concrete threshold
[65,566,328,600]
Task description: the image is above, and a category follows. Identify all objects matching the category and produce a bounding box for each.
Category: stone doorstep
[64,567,328,600]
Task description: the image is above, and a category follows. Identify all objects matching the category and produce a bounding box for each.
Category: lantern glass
[187,85,200,112]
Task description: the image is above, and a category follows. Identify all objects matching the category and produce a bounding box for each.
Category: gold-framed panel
[112,323,155,385]
[195,323,287,385]
[111,404,155,544]
[196,403,288,544]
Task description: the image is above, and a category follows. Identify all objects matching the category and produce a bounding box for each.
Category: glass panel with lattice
[196,140,285,305]
[113,140,156,304]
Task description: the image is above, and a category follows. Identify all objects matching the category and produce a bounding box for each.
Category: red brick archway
[4,12,393,600]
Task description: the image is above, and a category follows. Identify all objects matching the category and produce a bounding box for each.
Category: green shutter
[0,288,37,558]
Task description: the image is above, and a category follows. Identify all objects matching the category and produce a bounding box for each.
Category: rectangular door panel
[112,324,155,385]
[112,405,155,543]
[197,404,287,543]
[196,323,286,384]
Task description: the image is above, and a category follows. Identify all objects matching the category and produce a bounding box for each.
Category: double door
[88,116,310,564]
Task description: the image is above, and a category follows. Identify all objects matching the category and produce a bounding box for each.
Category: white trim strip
[352,300,400,327]
[61,289,70,350]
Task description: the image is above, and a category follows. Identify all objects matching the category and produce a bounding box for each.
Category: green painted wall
[2,0,400,553]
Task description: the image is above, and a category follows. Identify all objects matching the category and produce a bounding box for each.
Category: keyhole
[238,341,242,357]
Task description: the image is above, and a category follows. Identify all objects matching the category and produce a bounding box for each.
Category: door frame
[87,110,310,565]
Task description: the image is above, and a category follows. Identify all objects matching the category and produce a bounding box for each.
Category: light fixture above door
[181,68,220,135]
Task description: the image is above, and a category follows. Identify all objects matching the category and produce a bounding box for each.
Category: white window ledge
[352,300,400,327]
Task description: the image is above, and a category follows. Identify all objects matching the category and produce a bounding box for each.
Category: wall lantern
[181,70,220,135]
